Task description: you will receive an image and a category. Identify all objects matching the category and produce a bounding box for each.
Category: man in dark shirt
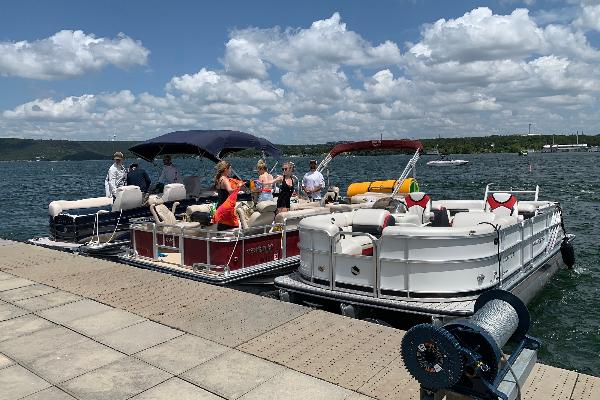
[126,163,151,193]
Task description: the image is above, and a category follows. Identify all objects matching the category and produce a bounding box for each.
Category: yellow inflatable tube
[347,178,419,197]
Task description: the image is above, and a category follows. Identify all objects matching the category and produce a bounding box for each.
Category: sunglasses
[282,167,288,171]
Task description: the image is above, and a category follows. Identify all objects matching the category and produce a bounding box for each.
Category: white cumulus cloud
[0,30,149,80]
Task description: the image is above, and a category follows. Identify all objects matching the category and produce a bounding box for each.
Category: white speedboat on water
[276,184,575,323]
[426,156,469,166]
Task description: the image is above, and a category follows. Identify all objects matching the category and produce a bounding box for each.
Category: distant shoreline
[1,134,598,161]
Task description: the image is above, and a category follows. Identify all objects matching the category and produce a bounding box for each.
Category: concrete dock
[0,239,598,400]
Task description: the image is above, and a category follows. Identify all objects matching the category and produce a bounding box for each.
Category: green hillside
[0,134,598,161]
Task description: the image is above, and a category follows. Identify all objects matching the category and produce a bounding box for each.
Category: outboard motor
[401,290,539,400]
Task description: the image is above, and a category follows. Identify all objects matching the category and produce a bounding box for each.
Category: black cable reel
[401,290,540,400]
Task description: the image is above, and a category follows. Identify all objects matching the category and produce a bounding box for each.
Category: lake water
[0,152,598,375]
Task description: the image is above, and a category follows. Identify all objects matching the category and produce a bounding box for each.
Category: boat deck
[0,239,598,399]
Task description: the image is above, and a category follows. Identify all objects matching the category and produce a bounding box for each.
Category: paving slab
[0,314,54,342]
[239,369,354,400]
[96,319,184,355]
[0,277,35,292]
[65,308,147,337]
[26,337,125,384]
[181,349,285,399]
[37,299,113,324]
[60,357,172,400]
[0,325,92,365]
[22,386,77,400]
[136,333,229,375]
[13,290,82,311]
[0,283,58,302]
[0,364,51,400]
[0,271,15,280]
[0,353,14,369]
[131,377,223,400]
[0,300,29,321]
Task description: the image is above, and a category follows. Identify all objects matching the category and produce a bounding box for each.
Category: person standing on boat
[253,159,274,202]
[273,161,296,213]
[302,159,324,202]
[158,155,181,186]
[126,163,151,194]
[213,160,240,231]
[105,152,127,199]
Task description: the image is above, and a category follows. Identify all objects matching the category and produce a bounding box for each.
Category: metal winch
[401,290,540,400]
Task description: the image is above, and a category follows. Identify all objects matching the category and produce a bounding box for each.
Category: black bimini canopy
[129,130,281,162]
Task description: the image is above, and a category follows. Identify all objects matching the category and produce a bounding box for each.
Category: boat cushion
[49,197,113,217]
[486,193,518,219]
[186,204,213,216]
[256,200,277,213]
[404,192,432,224]
[162,183,187,202]
[112,185,143,212]
[451,211,495,228]
[336,235,373,255]
[351,209,395,237]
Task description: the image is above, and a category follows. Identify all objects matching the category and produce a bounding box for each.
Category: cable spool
[401,290,537,396]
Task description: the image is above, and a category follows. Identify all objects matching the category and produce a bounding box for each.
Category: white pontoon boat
[276,184,575,322]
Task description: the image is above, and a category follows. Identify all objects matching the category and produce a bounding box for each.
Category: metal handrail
[391,149,420,197]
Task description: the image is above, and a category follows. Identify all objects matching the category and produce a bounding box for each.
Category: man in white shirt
[105,152,127,198]
[302,159,325,201]
[158,155,181,185]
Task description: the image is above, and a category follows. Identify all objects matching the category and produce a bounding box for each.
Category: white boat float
[276,185,575,322]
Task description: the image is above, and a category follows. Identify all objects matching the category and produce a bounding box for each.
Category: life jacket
[213,188,240,227]
[487,193,517,215]
[405,193,431,210]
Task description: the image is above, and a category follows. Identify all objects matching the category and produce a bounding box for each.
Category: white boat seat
[162,183,187,202]
[183,176,202,198]
[486,193,518,220]
[274,207,331,229]
[112,185,143,212]
[328,203,372,212]
[186,204,212,216]
[49,197,113,217]
[392,213,421,226]
[350,192,388,204]
[335,235,374,256]
[351,208,395,237]
[404,192,432,224]
[451,211,495,228]
[248,200,277,227]
[150,203,200,231]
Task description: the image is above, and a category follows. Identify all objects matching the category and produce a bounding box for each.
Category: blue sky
[1,0,599,143]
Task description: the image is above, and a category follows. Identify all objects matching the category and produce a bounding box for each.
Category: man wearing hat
[302,159,325,202]
[105,151,127,198]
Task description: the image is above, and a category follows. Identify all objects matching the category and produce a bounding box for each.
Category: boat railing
[134,220,290,276]
[484,183,540,202]
[391,149,421,197]
[301,204,563,298]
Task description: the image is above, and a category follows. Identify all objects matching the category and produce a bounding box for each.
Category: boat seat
[350,192,388,204]
[112,185,143,212]
[150,203,200,231]
[49,197,113,217]
[486,193,518,220]
[237,200,277,229]
[351,208,395,237]
[274,207,331,229]
[322,186,340,204]
[186,204,212,217]
[183,176,202,198]
[328,202,372,212]
[404,192,432,224]
[148,183,187,205]
[451,210,495,228]
[335,235,374,256]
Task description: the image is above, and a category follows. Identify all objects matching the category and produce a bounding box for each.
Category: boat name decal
[246,243,274,254]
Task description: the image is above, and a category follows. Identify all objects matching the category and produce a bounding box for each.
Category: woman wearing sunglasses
[272,161,297,214]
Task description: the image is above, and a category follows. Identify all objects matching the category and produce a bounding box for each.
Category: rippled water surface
[0,153,598,375]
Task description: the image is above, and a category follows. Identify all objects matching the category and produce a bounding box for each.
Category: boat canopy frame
[129,130,282,163]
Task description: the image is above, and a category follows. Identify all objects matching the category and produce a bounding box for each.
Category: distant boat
[427,155,469,167]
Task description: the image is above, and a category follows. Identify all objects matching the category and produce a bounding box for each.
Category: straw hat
[113,151,124,160]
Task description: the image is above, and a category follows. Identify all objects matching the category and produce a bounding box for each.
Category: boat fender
[560,238,575,268]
